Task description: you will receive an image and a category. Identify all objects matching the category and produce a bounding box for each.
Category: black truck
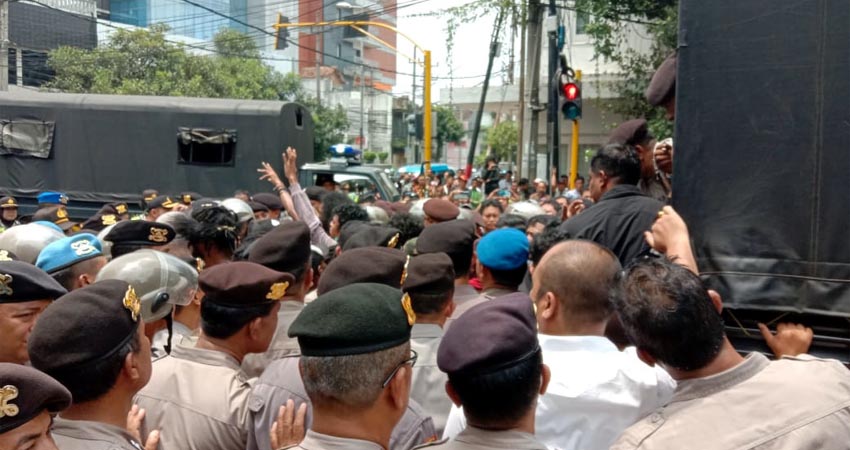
[0,90,315,218]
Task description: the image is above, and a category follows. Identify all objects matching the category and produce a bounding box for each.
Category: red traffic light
[563,82,580,100]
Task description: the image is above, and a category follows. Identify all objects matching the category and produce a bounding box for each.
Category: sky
[392,0,515,103]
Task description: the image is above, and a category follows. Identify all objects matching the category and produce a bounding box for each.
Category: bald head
[532,240,621,327]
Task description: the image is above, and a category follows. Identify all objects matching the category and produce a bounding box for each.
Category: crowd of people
[1,51,850,450]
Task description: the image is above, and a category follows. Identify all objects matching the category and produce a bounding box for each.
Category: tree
[434,105,465,161]
[574,0,678,138]
[299,96,350,162]
[487,121,518,162]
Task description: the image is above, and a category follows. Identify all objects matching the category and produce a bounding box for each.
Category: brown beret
[416,219,475,276]
[645,52,677,106]
[342,226,401,252]
[403,253,455,295]
[199,261,295,307]
[337,220,369,249]
[607,119,652,147]
[0,363,71,434]
[248,221,311,273]
[249,201,269,213]
[438,292,539,375]
[317,247,408,295]
[252,193,283,210]
[32,206,76,231]
[423,199,460,222]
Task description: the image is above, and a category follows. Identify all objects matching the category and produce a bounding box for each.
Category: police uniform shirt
[612,353,850,450]
[241,299,304,377]
[445,288,514,330]
[282,429,384,450]
[133,343,253,450]
[419,426,547,450]
[150,321,195,360]
[410,323,451,435]
[248,356,438,450]
[52,417,143,450]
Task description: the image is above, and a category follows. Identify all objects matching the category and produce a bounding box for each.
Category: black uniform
[559,185,663,265]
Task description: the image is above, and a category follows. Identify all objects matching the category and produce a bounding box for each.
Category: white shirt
[442,335,676,450]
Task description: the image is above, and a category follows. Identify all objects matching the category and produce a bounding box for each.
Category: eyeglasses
[381,349,418,388]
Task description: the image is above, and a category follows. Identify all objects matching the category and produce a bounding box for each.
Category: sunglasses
[381,349,418,388]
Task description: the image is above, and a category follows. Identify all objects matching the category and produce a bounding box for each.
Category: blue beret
[37,192,68,205]
[32,221,64,233]
[36,234,103,274]
[476,228,529,270]
[438,293,539,374]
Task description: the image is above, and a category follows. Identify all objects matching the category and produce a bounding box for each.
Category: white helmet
[220,198,254,224]
[407,199,429,219]
[96,249,198,322]
[506,201,546,220]
[0,223,65,264]
[364,205,389,225]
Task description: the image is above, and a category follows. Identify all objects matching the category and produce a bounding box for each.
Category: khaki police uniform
[134,343,253,450]
[281,429,385,450]
[242,299,304,377]
[52,418,144,450]
[446,288,514,329]
[416,427,547,450]
[410,323,451,435]
[612,353,850,450]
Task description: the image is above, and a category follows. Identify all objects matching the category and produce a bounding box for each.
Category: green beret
[403,253,455,295]
[28,279,141,375]
[289,283,414,357]
[0,261,67,303]
[0,363,71,434]
[199,261,296,307]
[248,221,311,273]
[317,247,408,295]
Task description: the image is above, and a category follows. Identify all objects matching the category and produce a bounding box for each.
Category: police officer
[248,256,437,450]
[422,199,459,226]
[80,204,123,233]
[403,253,455,435]
[36,192,68,210]
[36,233,107,291]
[0,261,67,364]
[145,195,179,221]
[28,279,157,450]
[416,220,478,306]
[646,51,677,121]
[419,296,550,450]
[285,283,420,450]
[32,207,78,235]
[342,226,402,252]
[0,223,65,264]
[104,220,176,259]
[134,262,294,450]
[0,196,20,230]
[607,119,670,202]
[0,363,72,450]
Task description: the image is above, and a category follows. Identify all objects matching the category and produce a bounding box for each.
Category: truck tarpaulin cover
[674,0,850,316]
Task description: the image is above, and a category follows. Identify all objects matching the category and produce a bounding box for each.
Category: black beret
[80,205,120,232]
[607,118,652,147]
[305,186,328,203]
[289,283,414,357]
[416,219,475,264]
[403,253,455,295]
[199,261,296,307]
[249,201,269,213]
[645,52,677,106]
[317,247,408,295]
[248,221,311,273]
[110,202,130,216]
[438,292,539,374]
[32,206,76,232]
[0,250,17,261]
[147,195,179,210]
[337,220,369,249]
[0,363,71,434]
[0,261,67,303]
[342,226,401,252]
[252,193,283,210]
[29,280,142,374]
[180,192,203,205]
[191,198,220,213]
[104,220,175,246]
[423,199,460,222]
[0,196,17,209]
[142,189,159,202]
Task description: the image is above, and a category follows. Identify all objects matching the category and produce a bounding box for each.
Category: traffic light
[560,78,582,120]
[275,15,290,50]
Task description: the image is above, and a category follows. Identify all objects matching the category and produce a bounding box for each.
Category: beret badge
[387,233,400,249]
[71,240,97,257]
[56,209,68,219]
[401,293,416,326]
[400,256,410,285]
[148,227,170,243]
[0,251,11,262]
[115,204,128,214]
[101,214,117,226]
[0,385,19,418]
[0,274,12,296]
[123,286,141,321]
[266,282,290,301]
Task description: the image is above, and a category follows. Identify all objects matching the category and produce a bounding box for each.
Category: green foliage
[377,152,389,163]
[363,151,378,163]
[434,105,465,160]
[391,138,407,150]
[300,96,350,162]
[575,0,678,139]
[487,121,518,161]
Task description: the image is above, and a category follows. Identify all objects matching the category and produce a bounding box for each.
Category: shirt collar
[299,430,385,450]
[598,184,643,202]
[170,342,243,371]
[455,427,547,449]
[537,334,619,353]
[53,417,142,449]
[482,287,516,298]
[412,323,443,338]
[672,352,770,403]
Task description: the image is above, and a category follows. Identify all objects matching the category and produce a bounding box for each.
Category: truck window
[0,119,55,159]
[177,127,237,166]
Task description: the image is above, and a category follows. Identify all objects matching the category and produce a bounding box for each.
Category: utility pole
[516,1,527,177]
[545,0,559,175]
[412,47,418,164]
[0,0,9,91]
[524,0,543,179]
[315,11,321,105]
[359,65,365,149]
[464,8,506,178]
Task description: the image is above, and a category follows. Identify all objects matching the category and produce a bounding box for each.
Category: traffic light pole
[546,0,559,175]
[570,69,582,188]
